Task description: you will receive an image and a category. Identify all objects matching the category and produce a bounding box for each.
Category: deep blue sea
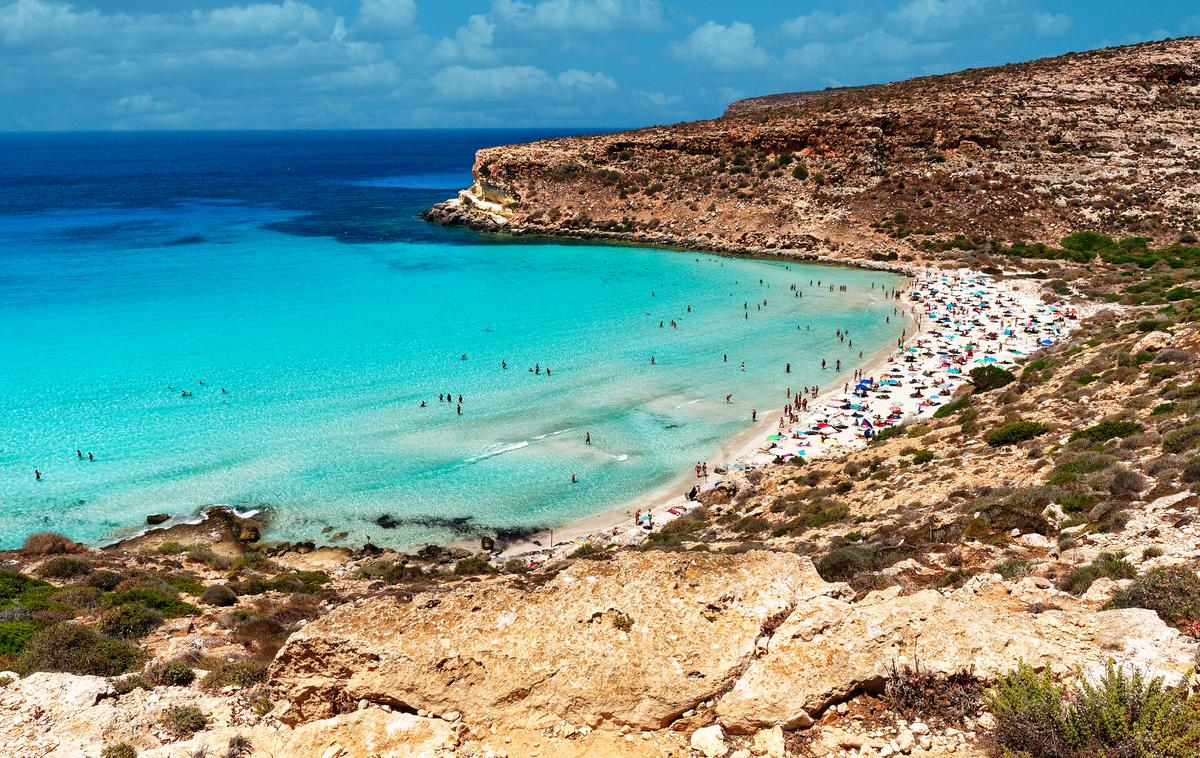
[0,130,903,549]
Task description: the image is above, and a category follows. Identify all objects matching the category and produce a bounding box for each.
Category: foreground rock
[716,576,1197,732]
[270,552,1197,737]
[270,550,833,729]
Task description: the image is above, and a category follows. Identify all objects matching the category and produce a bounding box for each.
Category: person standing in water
[35,469,42,481]
[585,432,591,445]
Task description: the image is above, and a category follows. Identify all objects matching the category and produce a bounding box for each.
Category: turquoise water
[0,131,904,548]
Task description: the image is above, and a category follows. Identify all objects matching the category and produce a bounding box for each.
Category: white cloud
[782,41,833,71]
[671,21,768,72]
[889,0,986,39]
[355,0,415,38]
[781,10,857,40]
[431,64,617,101]
[1033,12,1072,37]
[197,1,333,40]
[0,0,105,49]
[556,68,616,90]
[436,13,496,62]
[490,0,662,33]
[431,64,552,100]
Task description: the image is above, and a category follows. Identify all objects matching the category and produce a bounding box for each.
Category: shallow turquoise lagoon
[0,131,904,548]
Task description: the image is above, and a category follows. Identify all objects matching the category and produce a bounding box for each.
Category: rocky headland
[3,37,1200,757]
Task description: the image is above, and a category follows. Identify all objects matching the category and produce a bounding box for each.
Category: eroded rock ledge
[268,550,1196,737]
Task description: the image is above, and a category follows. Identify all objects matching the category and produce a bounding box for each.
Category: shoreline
[495,264,1073,565]
[93,248,916,559]
[496,279,921,560]
[94,253,1063,566]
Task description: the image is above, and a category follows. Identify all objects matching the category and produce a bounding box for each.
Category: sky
[2,0,1198,130]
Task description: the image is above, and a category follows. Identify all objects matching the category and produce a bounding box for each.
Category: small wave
[611,454,629,462]
[675,399,702,408]
[465,440,530,463]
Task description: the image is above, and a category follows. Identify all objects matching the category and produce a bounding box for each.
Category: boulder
[751,725,785,757]
[715,576,1197,731]
[161,709,455,758]
[1134,330,1172,353]
[269,550,833,729]
[691,724,728,757]
[145,513,170,525]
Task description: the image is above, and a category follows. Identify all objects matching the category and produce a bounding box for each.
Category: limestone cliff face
[268,551,1197,736]
[426,37,1200,260]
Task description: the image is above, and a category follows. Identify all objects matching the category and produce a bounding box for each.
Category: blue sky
[2,0,1198,130]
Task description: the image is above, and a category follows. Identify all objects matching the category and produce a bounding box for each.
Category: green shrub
[264,571,329,593]
[992,558,1031,580]
[1162,424,1200,454]
[816,547,873,582]
[99,604,163,640]
[1059,552,1136,594]
[1069,420,1144,443]
[201,584,238,606]
[36,556,92,579]
[1148,365,1179,385]
[932,395,971,419]
[970,365,1016,393]
[986,659,1200,757]
[144,659,195,687]
[86,570,127,591]
[1061,230,1116,253]
[0,621,37,655]
[986,421,1051,447]
[200,658,268,691]
[110,674,152,694]
[100,744,137,758]
[872,425,905,444]
[164,573,205,596]
[453,556,498,576]
[568,542,610,560]
[1046,454,1112,485]
[154,542,185,555]
[1151,402,1178,416]
[0,570,49,600]
[107,588,197,618]
[1106,566,1200,628]
[19,623,140,676]
[162,705,207,738]
[911,449,935,464]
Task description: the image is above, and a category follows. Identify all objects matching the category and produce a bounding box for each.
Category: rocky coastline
[2,37,1200,758]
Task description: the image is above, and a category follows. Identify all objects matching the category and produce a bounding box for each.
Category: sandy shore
[500,265,1076,564]
[497,272,921,560]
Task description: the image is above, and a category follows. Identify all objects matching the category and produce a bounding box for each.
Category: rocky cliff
[426,37,1200,261]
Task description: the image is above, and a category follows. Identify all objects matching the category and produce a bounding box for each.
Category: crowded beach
[501,267,1079,564]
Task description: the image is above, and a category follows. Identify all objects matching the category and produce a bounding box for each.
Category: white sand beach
[500,267,1079,564]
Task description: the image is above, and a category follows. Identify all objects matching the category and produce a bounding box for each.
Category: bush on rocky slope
[985,660,1200,758]
[1106,566,1200,628]
[18,623,140,677]
[986,421,1051,447]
